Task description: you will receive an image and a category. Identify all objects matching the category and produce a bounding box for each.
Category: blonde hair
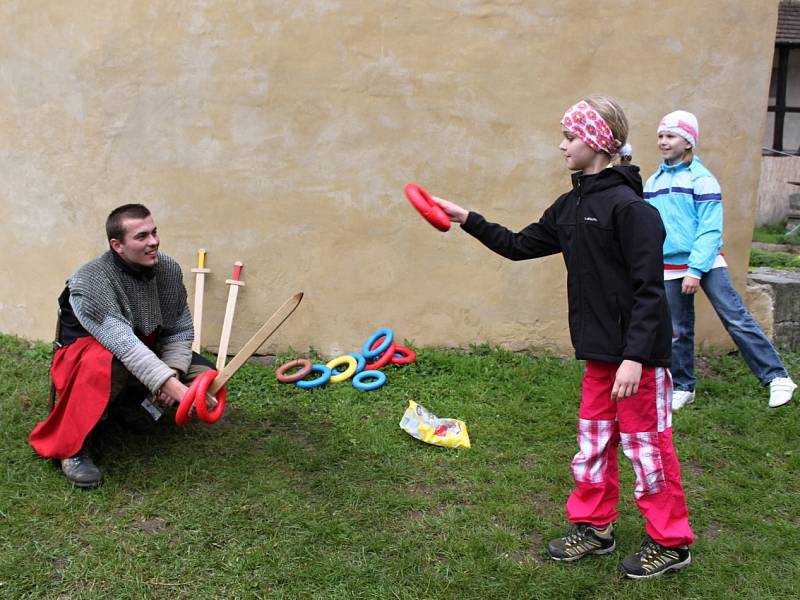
[584,95,632,165]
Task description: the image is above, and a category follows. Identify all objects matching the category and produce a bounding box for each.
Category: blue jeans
[665,267,787,391]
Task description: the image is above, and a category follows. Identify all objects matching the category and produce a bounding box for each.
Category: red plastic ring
[391,345,417,365]
[193,371,227,424]
[364,339,396,370]
[175,377,202,427]
[275,358,313,383]
[175,369,226,426]
[404,183,451,232]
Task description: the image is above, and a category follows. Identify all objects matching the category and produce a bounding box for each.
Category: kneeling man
[30,204,211,488]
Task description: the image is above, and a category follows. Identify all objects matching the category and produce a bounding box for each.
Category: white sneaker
[768,377,797,408]
[672,390,695,411]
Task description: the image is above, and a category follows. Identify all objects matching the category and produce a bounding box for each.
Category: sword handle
[231,261,243,281]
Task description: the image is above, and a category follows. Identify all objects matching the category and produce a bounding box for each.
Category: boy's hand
[612,360,642,400]
[681,275,700,295]
[432,196,469,225]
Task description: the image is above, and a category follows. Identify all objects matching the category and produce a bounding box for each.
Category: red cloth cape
[29,337,113,459]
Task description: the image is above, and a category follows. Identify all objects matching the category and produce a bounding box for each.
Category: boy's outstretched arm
[433,195,561,260]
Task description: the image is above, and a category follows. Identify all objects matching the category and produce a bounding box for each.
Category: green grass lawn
[1,334,799,599]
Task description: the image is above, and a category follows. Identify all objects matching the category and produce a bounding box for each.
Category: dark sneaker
[619,536,691,579]
[547,523,615,562]
[60,447,103,488]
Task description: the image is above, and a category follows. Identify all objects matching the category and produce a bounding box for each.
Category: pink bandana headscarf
[561,100,620,155]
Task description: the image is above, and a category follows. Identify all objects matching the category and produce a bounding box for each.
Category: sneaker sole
[769,398,793,408]
[548,541,616,562]
[620,554,691,579]
[66,477,103,489]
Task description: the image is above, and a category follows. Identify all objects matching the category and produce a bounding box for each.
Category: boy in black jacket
[433,96,694,579]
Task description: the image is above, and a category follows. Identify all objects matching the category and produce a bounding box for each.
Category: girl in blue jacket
[644,110,796,410]
[434,96,694,579]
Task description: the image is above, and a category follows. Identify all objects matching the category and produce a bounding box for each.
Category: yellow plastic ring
[325,355,358,383]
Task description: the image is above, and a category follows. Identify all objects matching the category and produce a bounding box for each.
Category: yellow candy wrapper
[399,400,471,449]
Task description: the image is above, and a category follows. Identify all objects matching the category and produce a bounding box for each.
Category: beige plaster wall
[0,1,779,358]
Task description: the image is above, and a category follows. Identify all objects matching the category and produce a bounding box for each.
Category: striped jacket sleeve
[687,175,723,277]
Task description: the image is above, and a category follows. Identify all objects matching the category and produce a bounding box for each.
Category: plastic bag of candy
[399,400,471,449]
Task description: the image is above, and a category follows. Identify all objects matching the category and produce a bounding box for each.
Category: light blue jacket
[643,156,723,278]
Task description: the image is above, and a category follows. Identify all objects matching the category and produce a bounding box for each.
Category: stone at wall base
[747,267,800,351]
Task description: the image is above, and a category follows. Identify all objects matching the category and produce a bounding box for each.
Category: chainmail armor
[68,251,194,392]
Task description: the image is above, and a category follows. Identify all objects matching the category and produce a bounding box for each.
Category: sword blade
[209,291,303,395]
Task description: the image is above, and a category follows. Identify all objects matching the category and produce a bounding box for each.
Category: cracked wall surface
[0,1,778,357]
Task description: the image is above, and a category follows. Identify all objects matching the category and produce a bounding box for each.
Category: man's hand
[681,275,700,295]
[432,196,469,225]
[611,360,642,400]
[156,376,189,407]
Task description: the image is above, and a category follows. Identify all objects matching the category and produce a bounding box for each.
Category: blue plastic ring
[348,352,366,374]
[362,328,394,358]
[352,369,387,391]
[295,364,332,389]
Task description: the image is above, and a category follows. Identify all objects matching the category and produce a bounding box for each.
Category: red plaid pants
[565,360,694,547]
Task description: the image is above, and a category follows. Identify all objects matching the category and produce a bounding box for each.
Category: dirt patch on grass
[526,490,559,513]
[695,355,714,378]
[680,459,705,494]
[403,483,455,522]
[403,509,426,521]
[702,520,724,539]
[129,516,169,534]
[681,458,704,476]
[508,531,545,565]
[405,503,450,521]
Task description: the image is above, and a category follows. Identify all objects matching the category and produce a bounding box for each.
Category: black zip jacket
[461,166,672,367]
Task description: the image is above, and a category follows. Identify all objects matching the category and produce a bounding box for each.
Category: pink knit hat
[658,110,699,148]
